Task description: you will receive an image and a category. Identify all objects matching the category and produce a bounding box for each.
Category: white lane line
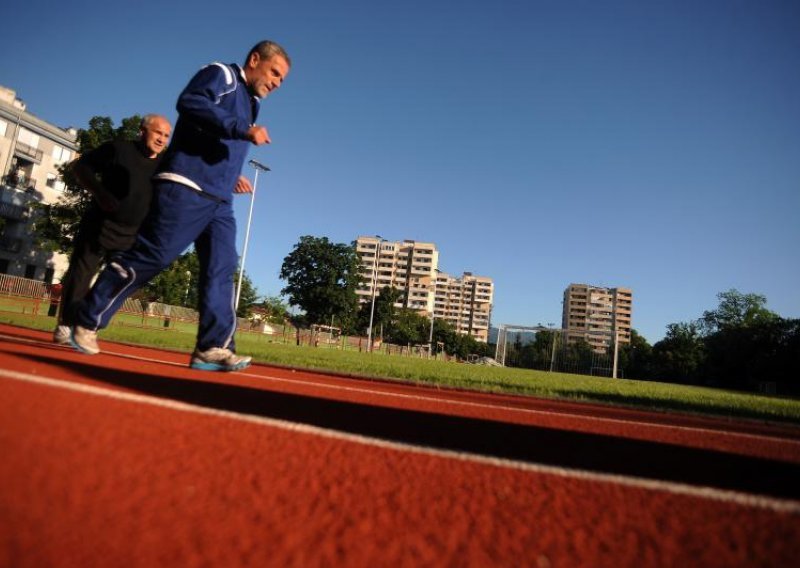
[3,331,798,447]
[1,367,799,515]
[99,349,800,447]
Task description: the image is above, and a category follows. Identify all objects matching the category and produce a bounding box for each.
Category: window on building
[52,145,72,164]
[45,173,66,192]
[0,119,7,137]
[25,264,37,279]
[18,128,40,148]
[0,259,8,274]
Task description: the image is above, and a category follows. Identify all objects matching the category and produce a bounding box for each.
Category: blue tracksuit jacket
[156,63,260,201]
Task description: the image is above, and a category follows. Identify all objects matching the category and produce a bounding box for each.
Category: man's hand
[246,125,271,145]
[234,176,254,194]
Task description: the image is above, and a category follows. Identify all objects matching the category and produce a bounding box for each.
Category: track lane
[2,367,799,567]
[2,323,800,566]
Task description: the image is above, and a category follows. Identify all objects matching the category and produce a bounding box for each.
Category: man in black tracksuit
[53,114,171,343]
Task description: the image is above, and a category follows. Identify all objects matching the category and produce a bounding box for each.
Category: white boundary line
[1,367,799,515]
[96,348,800,447]
[2,331,799,447]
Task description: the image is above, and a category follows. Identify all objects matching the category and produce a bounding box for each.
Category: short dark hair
[246,40,291,67]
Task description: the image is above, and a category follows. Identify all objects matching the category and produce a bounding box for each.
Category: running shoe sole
[70,330,99,355]
[190,359,251,372]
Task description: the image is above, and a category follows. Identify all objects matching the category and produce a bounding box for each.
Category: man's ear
[247,52,260,69]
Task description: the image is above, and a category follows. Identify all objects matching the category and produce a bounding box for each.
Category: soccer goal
[494,324,624,378]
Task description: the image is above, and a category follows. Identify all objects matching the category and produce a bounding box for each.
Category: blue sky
[2,0,798,343]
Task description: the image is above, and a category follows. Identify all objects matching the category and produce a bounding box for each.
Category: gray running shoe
[190,347,251,372]
[71,325,100,355]
[53,325,72,345]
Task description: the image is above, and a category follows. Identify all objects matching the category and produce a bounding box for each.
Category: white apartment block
[434,271,493,343]
[561,283,632,352]
[355,236,494,342]
[0,85,78,282]
[355,237,439,312]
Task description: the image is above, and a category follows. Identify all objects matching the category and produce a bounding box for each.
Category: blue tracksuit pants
[76,181,240,352]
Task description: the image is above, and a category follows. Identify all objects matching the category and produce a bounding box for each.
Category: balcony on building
[0,235,23,253]
[13,142,44,164]
[0,201,30,221]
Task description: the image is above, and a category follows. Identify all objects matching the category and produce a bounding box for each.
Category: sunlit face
[141,117,171,157]
[245,53,290,99]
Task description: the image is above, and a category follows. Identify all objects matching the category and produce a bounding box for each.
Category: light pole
[183,270,192,306]
[366,235,383,352]
[428,269,439,358]
[235,159,270,310]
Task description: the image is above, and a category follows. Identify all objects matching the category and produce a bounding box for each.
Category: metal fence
[0,274,50,298]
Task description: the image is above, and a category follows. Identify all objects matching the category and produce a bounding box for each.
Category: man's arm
[70,143,120,213]
[177,64,268,144]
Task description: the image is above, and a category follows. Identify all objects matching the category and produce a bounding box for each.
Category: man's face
[245,53,290,99]
[141,117,171,157]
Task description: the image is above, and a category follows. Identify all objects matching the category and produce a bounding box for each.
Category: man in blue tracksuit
[72,40,291,371]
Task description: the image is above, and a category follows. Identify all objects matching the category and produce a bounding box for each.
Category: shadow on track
[19,351,800,501]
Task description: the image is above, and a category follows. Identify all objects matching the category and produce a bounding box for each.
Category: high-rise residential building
[355,236,493,342]
[355,236,439,312]
[434,271,493,343]
[0,85,78,281]
[561,283,632,352]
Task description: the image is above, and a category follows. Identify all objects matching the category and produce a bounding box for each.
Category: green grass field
[2,309,799,426]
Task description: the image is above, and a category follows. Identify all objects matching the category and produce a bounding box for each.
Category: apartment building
[355,236,494,342]
[355,237,439,312]
[0,85,78,281]
[561,283,632,352]
[434,271,494,343]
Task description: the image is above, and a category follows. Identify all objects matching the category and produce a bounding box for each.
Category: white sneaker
[190,347,251,372]
[71,325,100,355]
[53,325,72,345]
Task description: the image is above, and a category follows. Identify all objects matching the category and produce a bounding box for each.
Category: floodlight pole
[428,269,438,358]
[366,236,383,352]
[235,159,270,310]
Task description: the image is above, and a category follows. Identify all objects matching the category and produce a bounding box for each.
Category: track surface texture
[1,323,799,567]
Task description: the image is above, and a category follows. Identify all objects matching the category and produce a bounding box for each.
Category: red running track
[1,323,799,567]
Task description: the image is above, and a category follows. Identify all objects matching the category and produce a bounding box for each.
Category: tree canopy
[699,289,778,334]
[279,236,361,327]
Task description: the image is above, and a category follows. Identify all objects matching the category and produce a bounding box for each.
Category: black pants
[58,219,136,326]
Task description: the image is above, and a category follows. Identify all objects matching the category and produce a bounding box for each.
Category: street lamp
[183,270,192,306]
[366,235,383,352]
[235,159,270,310]
[428,269,439,358]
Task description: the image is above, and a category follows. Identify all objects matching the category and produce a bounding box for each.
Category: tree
[279,236,361,326]
[699,289,778,335]
[617,329,653,380]
[356,286,402,336]
[141,250,199,307]
[385,308,429,346]
[255,295,291,324]
[33,115,143,255]
[234,272,260,318]
[651,322,704,384]
[516,330,557,371]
